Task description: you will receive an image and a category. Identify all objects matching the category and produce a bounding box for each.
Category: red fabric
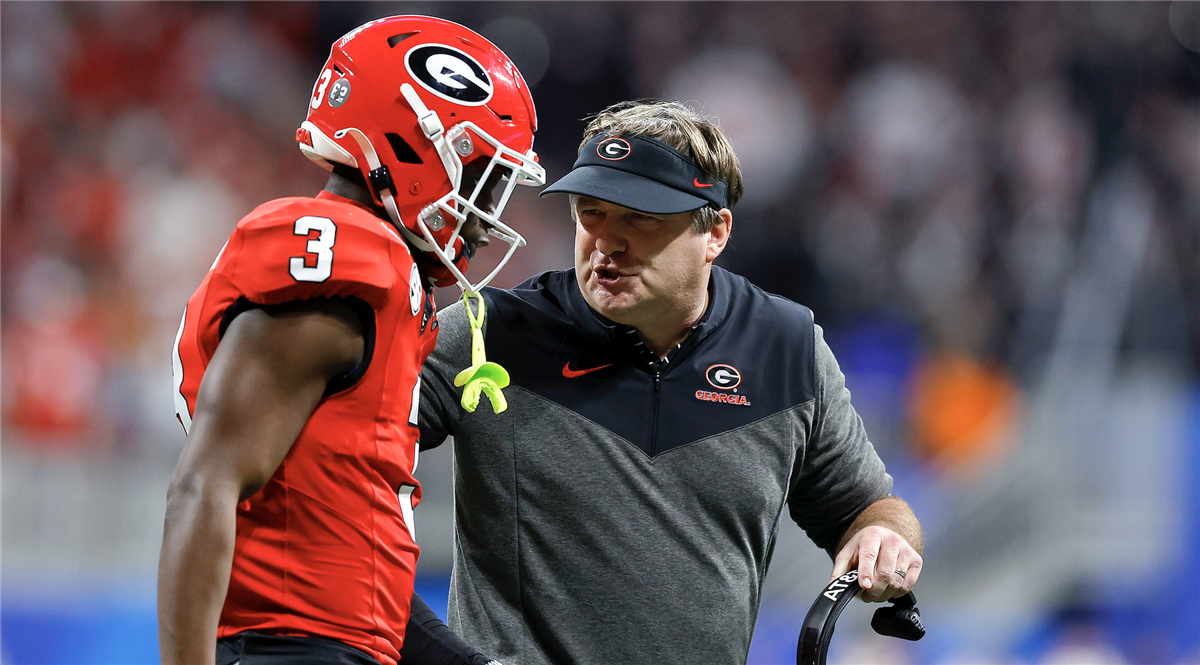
[173,193,437,665]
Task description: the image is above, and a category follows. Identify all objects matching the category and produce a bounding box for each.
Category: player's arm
[830,496,923,603]
[158,300,364,665]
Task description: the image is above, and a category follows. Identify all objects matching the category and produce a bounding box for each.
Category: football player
[159,16,544,665]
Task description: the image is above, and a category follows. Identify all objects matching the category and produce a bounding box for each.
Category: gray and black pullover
[418,266,892,665]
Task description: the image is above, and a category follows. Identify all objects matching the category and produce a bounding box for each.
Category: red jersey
[171,191,437,665]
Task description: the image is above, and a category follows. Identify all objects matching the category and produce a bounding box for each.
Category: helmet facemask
[396,83,545,294]
[324,94,544,294]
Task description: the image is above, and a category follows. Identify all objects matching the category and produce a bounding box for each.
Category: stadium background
[2,2,1198,663]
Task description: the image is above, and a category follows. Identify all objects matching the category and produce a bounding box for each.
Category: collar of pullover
[536,267,732,371]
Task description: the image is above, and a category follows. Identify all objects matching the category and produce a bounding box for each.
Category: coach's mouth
[592,265,636,287]
[595,267,618,283]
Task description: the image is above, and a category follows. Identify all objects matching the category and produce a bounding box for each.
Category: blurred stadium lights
[1169,0,1200,53]
[666,48,814,208]
[843,63,970,204]
[480,16,551,89]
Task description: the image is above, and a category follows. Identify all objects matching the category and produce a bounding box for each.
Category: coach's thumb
[830,550,853,582]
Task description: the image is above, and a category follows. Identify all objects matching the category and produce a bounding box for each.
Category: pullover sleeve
[787,322,893,557]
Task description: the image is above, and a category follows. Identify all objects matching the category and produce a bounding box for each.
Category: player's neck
[324,167,382,214]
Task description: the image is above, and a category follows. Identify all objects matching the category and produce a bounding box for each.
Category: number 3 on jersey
[290,216,336,282]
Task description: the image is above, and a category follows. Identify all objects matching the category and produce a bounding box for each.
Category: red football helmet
[298,15,545,291]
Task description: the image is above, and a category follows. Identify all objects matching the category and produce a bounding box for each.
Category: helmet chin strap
[401,84,462,194]
[335,122,484,293]
[398,84,518,295]
[397,83,468,263]
[396,85,515,412]
[334,127,435,253]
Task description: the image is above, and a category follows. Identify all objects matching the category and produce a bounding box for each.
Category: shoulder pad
[215,197,408,308]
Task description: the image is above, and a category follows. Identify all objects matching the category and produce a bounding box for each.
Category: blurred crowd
[3,2,1195,469]
[2,2,1198,660]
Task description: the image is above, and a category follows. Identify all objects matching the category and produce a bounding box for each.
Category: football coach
[416,100,923,665]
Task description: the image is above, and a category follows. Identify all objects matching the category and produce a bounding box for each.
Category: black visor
[540,134,729,215]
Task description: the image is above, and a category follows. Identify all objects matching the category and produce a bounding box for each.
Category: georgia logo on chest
[696,363,751,406]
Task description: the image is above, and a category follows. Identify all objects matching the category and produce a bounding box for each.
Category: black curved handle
[796,571,925,665]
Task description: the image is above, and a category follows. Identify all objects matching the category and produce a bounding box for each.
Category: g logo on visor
[705,364,742,390]
[596,137,631,161]
[406,44,493,106]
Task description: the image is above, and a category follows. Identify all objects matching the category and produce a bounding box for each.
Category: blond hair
[579,101,743,232]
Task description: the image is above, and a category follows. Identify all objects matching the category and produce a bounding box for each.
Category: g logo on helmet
[705,364,741,390]
[406,44,493,106]
[596,137,631,161]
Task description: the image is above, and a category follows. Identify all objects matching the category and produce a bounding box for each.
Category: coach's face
[574,196,730,335]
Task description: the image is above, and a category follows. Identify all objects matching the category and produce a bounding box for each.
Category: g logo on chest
[705,364,742,390]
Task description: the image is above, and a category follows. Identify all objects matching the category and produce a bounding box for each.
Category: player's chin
[461,239,488,263]
[461,228,490,256]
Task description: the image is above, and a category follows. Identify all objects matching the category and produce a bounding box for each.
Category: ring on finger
[894,569,906,579]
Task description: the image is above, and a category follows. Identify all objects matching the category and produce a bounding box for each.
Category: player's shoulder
[215,195,409,307]
[239,195,401,242]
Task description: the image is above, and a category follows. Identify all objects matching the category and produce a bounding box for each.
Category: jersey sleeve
[215,202,400,309]
[419,299,472,450]
[787,322,893,557]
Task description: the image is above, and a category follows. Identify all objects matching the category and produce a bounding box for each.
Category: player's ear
[706,208,732,263]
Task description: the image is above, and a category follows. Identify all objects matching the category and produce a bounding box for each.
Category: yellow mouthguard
[453,290,510,414]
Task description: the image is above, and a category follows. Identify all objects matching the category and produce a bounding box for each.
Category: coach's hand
[830,496,923,603]
[832,525,921,602]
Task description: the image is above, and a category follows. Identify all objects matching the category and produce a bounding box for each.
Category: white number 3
[290,216,336,282]
[310,68,333,109]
